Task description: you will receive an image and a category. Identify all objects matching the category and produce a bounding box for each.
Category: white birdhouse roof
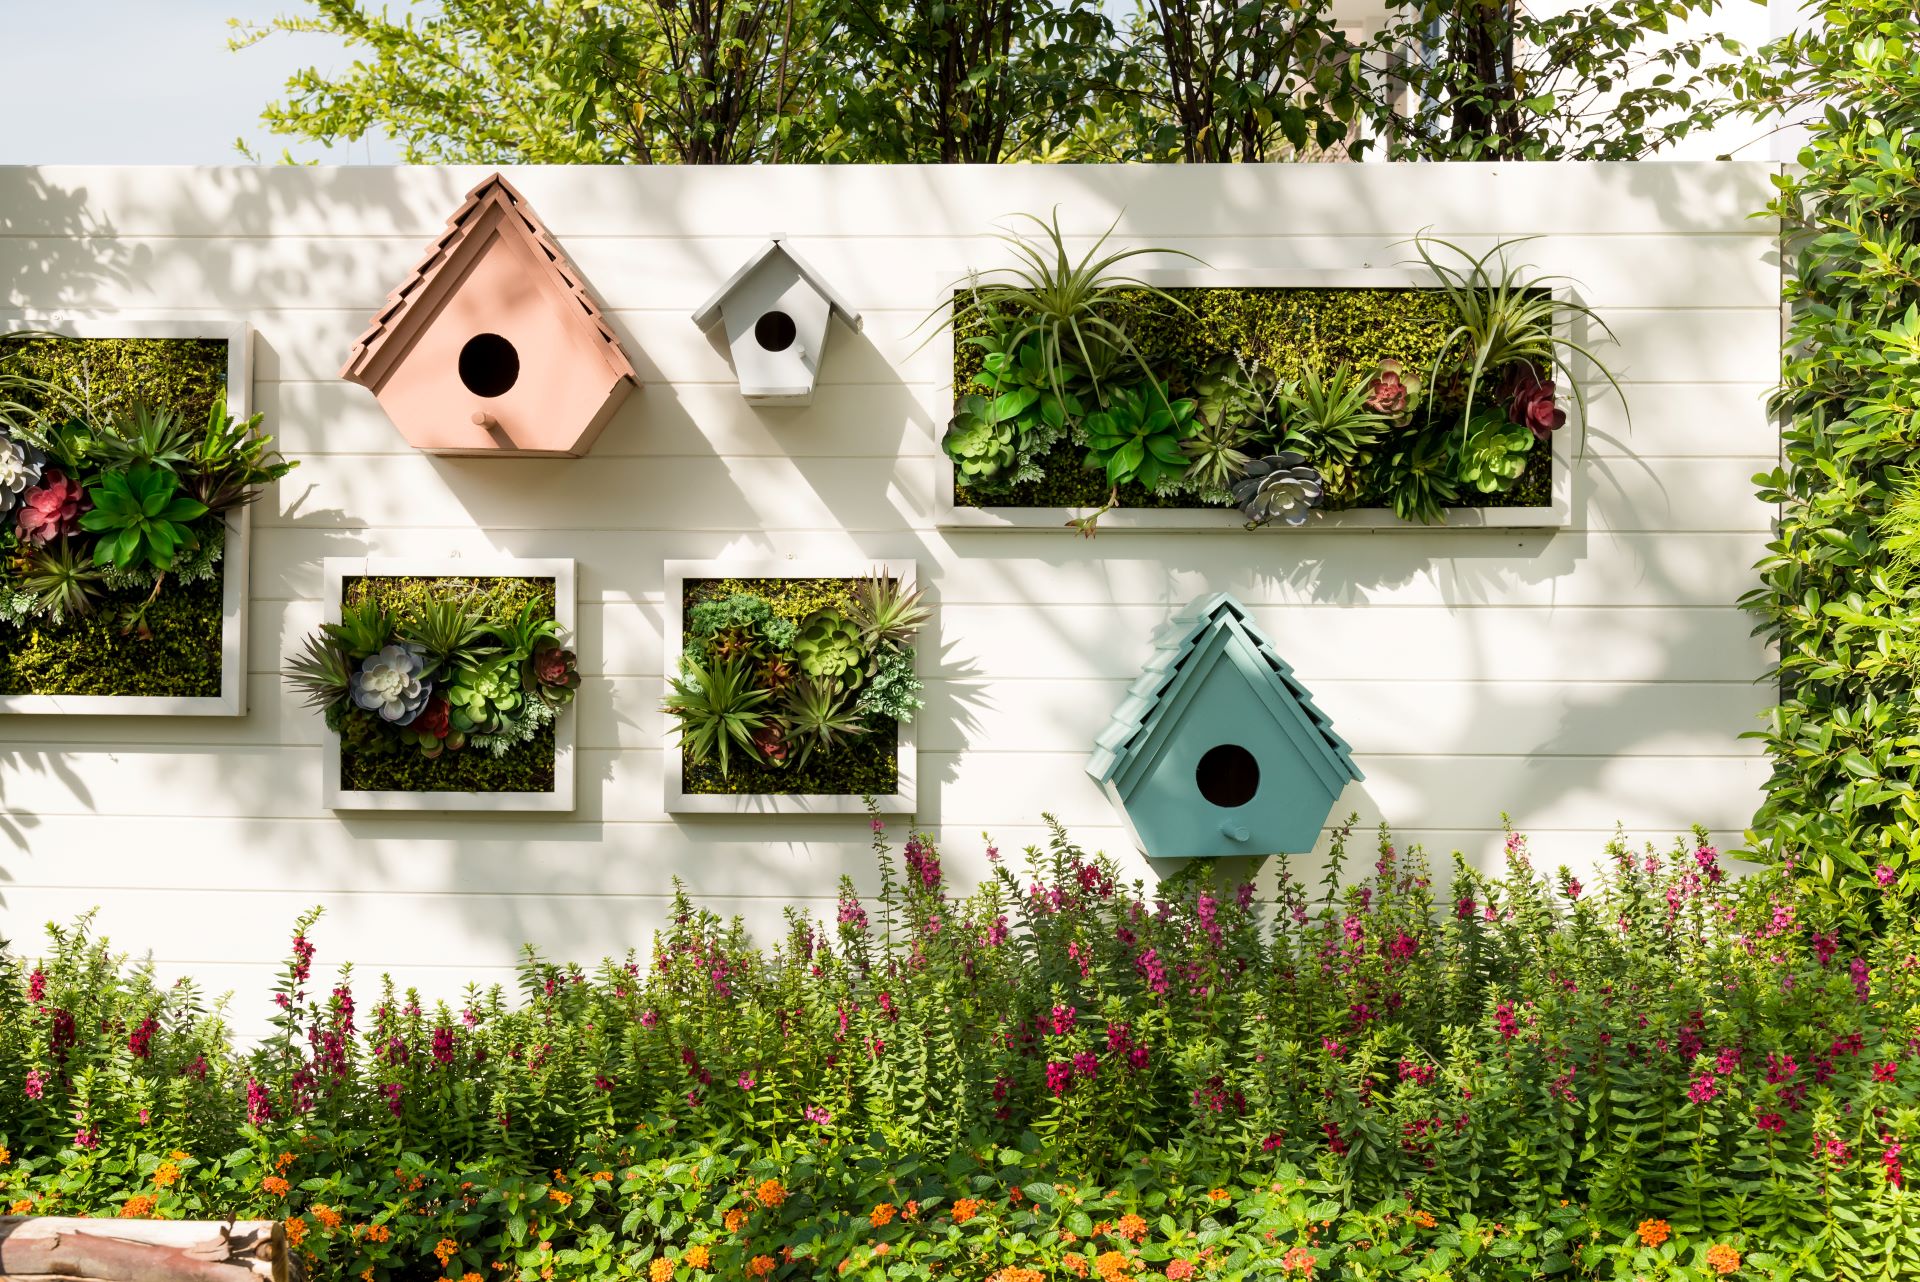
[690,237,863,332]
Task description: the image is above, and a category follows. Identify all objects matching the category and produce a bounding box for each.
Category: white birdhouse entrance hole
[754,310,798,353]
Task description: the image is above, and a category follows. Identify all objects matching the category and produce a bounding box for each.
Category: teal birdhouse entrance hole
[1088,593,1362,859]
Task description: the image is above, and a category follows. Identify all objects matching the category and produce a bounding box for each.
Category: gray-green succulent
[1232,452,1325,528]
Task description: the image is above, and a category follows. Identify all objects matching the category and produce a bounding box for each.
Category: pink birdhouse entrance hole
[341,174,639,458]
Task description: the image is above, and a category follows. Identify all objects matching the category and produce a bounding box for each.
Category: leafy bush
[1740,0,1920,910]
[1,814,1911,1280]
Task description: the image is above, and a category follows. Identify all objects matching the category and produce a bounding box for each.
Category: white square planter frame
[320,557,577,813]
[929,267,1576,532]
[664,558,918,816]
[0,316,254,716]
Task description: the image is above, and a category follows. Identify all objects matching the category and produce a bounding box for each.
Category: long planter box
[320,556,577,813]
[664,557,919,816]
[0,316,254,716]
[929,267,1575,532]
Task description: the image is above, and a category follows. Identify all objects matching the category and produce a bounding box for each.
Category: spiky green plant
[665,656,772,778]
[1409,233,1624,443]
[19,538,105,623]
[1278,364,1387,465]
[88,403,198,473]
[399,598,494,676]
[780,677,867,768]
[325,598,396,661]
[187,392,297,513]
[848,572,929,662]
[284,633,352,711]
[487,599,563,663]
[945,209,1198,407]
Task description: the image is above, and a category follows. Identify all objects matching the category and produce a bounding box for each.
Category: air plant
[944,208,1200,410]
[19,537,105,623]
[781,677,868,768]
[1408,233,1624,446]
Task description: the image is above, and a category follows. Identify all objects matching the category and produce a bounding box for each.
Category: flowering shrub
[2,815,1916,1280]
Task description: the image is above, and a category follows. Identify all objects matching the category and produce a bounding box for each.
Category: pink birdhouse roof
[340,173,637,388]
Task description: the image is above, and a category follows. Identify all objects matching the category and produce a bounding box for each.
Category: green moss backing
[4,336,229,424]
[337,575,560,795]
[679,576,902,797]
[0,576,223,697]
[951,287,1553,512]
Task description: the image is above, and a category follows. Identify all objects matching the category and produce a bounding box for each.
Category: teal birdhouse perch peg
[1087,593,1362,859]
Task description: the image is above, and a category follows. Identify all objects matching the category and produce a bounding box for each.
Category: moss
[951,287,1553,513]
[4,336,229,424]
[338,575,559,795]
[0,576,223,696]
[679,576,903,798]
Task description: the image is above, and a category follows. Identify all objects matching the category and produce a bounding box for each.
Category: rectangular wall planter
[930,267,1575,533]
[321,557,577,812]
[664,558,919,816]
[0,316,254,716]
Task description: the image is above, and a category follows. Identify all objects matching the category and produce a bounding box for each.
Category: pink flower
[1755,1111,1785,1133]
[24,1069,45,1100]
[1261,1133,1284,1152]
[1812,932,1839,966]
[738,1071,756,1091]
[1051,1004,1077,1036]
[1877,864,1898,888]
[127,1017,157,1060]
[27,968,46,1005]
[246,1078,273,1125]
[1046,1061,1073,1096]
[1072,1051,1099,1080]
[381,1082,402,1116]
[1566,878,1583,901]
[74,1127,98,1151]
[803,1104,833,1125]
[1687,1071,1719,1105]
[1875,1062,1899,1082]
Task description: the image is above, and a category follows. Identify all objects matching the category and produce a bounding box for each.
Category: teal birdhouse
[1088,593,1362,859]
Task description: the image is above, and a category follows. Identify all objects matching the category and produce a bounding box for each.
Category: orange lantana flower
[262,1176,290,1198]
[1636,1219,1672,1249]
[1064,1255,1089,1277]
[152,1162,181,1189]
[747,1257,776,1278]
[1412,1210,1437,1229]
[684,1244,712,1270]
[1094,1250,1132,1280]
[119,1195,157,1219]
[870,1203,897,1227]
[285,1217,309,1249]
[649,1257,675,1282]
[756,1178,787,1208]
[1115,1214,1148,1244]
[725,1208,749,1233]
[952,1197,983,1225]
[1706,1243,1741,1275]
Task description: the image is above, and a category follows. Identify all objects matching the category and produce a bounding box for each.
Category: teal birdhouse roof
[1088,592,1362,796]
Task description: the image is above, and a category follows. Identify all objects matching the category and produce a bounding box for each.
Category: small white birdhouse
[691,238,862,406]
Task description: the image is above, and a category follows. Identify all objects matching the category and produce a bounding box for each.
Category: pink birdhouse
[341,173,639,457]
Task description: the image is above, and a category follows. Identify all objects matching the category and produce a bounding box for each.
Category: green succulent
[446,664,527,738]
[77,463,209,571]
[325,598,396,662]
[794,610,867,686]
[1453,408,1535,494]
[87,403,198,474]
[665,655,771,778]
[853,644,924,725]
[944,393,1019,487]
[780,677,868,768]
[400,598,493,677]
[1081,381,1198,494]
[963,328,1085,486]
[1191,354,1276,434]
[186,391,298,514]
[1180,417,1256,500]
[284,632,353,711]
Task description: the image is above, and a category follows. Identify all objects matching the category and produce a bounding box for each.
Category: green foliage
[793,610,866,684]
[854,644,924,723]
[685,592,798,666]
[779,676,868,768]
[1363,0,1750,161]
[15,538,105,624]
[1739,0,1920,909]
[0,821,1904,1281]
[1277,363,1388,466]
[847,572,929,661]
[1454,407,1536,493]
[0,336,227,431]
[185,393,298,514]
[0,576,222,697]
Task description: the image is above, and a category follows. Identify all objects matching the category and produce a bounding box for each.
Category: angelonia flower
[246,1078,273,1125]
[23,1069,45,1101]
[1876,864,1898,888]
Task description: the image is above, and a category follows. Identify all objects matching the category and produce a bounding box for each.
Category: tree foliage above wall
[1740,0,1920,915]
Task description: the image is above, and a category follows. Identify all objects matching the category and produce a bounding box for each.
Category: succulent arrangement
[943,225,1621,531]
[286,583,578,769]
[667,573,926,792]
[0,334,294,636]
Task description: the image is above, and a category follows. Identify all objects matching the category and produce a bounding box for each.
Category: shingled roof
[340,173,637,387]
[1088,592,1361,791]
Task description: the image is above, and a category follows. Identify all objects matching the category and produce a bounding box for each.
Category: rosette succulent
[526,638,580,708]
[16,470,88,546]
[447,666,528,739]
[794,610,866,685]
[945,394,1018,486]
[350,644,432,725]
[399,694,455,757]
[1366,359,1424,426]
[1231,452,1325,528]
[1503,363,1567,441]
[0,434,44,517]
[1455,407,1535,493]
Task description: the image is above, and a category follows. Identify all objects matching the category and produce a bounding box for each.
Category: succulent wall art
[941,215,1622,532]
[665,563,924,813]
[0,328,282,709]
[293,561,578,810]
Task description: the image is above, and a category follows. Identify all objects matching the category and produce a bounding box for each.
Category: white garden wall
[0,162,1779,1029]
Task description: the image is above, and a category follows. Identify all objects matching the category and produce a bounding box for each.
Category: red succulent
[1367,361,1415,417]
[16,470,88,546]
[410,694,451,740]
[533,642,577,689]
[1503,364,1567,442]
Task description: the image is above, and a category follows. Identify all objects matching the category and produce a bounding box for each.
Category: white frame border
[320,557,577,813]
[930,267,1574,532]
[664,558,918,816]
[0,316,254,716]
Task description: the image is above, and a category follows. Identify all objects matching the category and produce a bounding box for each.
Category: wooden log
[0,1218,290,1282]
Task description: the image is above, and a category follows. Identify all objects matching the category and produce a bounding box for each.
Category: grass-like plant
[1409,232,1625,443]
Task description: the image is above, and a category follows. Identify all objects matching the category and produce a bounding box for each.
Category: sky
[0,0,400,164]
